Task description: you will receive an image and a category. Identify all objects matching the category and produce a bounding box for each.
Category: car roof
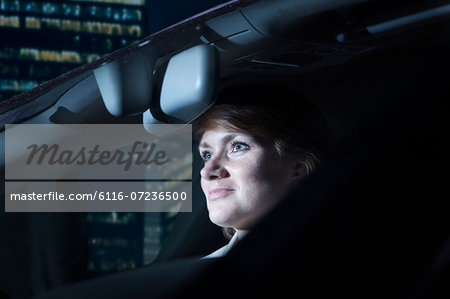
[3,0,448,125]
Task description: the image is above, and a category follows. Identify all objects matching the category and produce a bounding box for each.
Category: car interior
[1,0,449,298]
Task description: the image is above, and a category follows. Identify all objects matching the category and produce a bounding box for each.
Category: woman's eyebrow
[198,141,211,150]
[198,134,238,150]
[221,134,237,146]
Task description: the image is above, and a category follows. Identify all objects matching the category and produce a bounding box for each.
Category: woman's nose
[200,155,229,180]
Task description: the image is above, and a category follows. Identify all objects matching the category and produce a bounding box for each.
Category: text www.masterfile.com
[9,191,188,201]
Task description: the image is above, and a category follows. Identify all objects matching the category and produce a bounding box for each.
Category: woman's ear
[291,161,306,181]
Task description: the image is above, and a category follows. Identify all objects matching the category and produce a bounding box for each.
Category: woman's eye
[231,142,249,153]
[201,151,212,161]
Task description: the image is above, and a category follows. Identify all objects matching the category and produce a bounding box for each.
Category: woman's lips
[208,188,235,201]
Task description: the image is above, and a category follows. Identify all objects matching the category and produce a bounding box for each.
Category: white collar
[202,230,248,259]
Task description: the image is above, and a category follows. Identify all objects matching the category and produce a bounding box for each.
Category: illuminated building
[85,211,177,276]
[85,212,144,276]
[0,0,168,274]
[0,0,147,101]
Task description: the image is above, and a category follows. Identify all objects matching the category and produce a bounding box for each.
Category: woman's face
[199,126,299,230]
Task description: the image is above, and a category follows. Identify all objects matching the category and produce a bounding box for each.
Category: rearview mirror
[143,44,218,135]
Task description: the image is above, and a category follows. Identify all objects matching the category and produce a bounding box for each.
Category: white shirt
[202,230,248,259]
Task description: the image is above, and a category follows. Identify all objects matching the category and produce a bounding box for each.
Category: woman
[195,84,329,258]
